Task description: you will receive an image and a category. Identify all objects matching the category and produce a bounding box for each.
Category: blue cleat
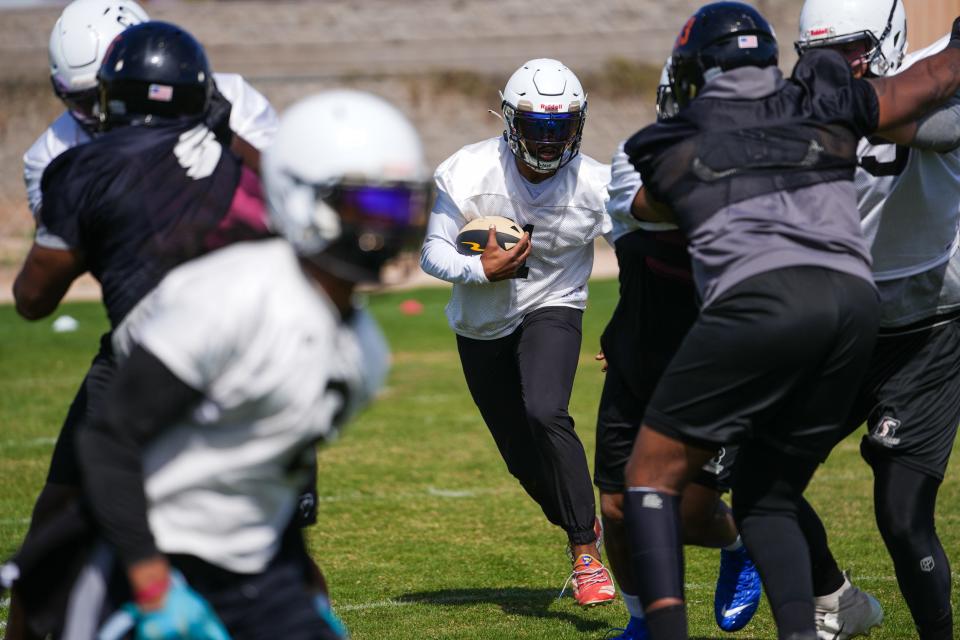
[604,616,649,640]
[714,545,762,632]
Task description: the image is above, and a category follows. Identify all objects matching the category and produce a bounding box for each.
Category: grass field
[1,279,958,639]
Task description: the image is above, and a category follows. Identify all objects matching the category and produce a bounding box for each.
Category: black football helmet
[97,21,212,130]
[670,2,779,109]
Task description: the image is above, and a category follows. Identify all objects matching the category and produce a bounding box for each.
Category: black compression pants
[457,306,597,545]
[732,440,820,640]
[863,446,953,639]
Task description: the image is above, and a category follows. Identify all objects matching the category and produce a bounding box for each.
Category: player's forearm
[871,24,960,131]
[77,346,204,566]
[77,421,160,566]
[419,236,488,284]
[631,186,677,224]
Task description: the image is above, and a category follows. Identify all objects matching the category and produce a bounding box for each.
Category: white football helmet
[262,90,431,283]
[49,0,149,127]
[795,0,906,77]
[500,58,587,174]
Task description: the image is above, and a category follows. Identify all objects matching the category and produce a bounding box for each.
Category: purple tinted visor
[513,111,582,143]
[333,182,430,228]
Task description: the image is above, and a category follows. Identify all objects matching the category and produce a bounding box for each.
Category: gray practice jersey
[856,35,960,328]
[625,61,876,307]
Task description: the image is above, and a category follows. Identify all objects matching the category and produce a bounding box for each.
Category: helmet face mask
[795,0,906,77]
[306,180,433,283]
[51,79,99,130]
[502,104,585,173]
[500,58,587,175]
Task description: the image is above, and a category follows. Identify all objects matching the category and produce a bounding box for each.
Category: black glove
[205,81,234,145]
[514,224,534,279]
[949,16,960,49]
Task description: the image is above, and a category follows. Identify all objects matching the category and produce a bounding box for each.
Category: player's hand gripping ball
[456,216,525,255]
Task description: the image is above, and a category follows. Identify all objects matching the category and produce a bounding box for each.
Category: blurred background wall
[0,0,956,293]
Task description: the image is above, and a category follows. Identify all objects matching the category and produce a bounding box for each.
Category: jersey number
[859,144,909,178]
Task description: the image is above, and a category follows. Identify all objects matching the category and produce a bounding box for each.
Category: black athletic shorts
[645,266,880,461]
[849,314,960,480]
[594,362,739,492]
[47,333,116,486]
[594,229,737,492]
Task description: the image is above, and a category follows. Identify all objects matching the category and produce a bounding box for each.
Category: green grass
[1,280,958,638]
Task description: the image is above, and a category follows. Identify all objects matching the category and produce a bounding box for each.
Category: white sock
[621,592,645,620]
[723,535,743,552]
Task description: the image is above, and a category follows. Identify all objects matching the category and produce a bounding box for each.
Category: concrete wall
[0,0,804,265]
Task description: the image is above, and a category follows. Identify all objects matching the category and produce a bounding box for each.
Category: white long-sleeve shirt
[420,137,611,339]
[606,141,677,242]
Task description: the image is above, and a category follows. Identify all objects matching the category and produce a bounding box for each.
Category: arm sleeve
[215,73,279,151]
[76,346,204,566]
[606,142,643,241]
[910,95,960,151]
[419,184,489,285]
[794,50,880,137]
[24,128,73,249]
[23,136,50,219]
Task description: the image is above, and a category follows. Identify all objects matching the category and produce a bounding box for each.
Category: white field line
[0,518,30,526]
[315,486,506,503]
[336,575,933,612]
[0,436,58,450]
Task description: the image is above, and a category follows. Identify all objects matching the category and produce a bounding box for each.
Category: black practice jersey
[40,118,242,327]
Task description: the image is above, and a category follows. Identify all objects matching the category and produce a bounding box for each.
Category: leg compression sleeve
[624,488,684,605]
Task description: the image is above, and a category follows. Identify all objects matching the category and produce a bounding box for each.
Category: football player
[419,59,616,606]
[796,1,960,638]
[8,22,272,639]
[24,0,277,222]
[65,89,430,639]
[621,3,960,639]
[594,59,759,640]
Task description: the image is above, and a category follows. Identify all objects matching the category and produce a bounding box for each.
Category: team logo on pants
[920,556,936,572]
[870,416,902,448]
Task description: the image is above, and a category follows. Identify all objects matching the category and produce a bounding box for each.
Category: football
[455,216,525,255]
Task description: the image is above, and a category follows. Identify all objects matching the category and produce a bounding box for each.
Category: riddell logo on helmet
[540,104,562,112]
[807,27,834,37]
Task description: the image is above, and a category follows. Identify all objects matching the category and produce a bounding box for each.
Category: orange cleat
[568,554,617,607]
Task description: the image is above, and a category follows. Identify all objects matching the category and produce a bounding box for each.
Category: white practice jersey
[856,35,960,326]
[420,137,612,340]
[23,72,278,232]
[113,238,388,574]
[607,141,677,242]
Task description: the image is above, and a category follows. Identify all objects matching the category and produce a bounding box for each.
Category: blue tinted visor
[513,111,582,143]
